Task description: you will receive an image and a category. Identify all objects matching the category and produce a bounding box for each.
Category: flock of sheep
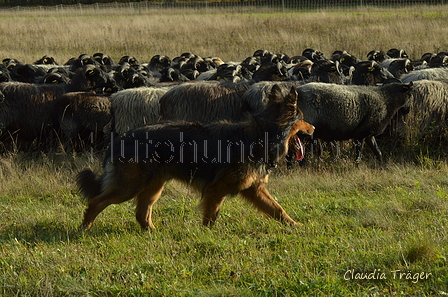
[0,48,447,165]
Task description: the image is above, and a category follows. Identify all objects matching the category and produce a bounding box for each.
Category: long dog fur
[76,84,314,231]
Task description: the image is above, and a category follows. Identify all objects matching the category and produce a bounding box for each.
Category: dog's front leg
[240,183,301,226]
[200,185,228,227]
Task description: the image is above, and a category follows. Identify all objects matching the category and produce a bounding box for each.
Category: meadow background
[0,5,447,296]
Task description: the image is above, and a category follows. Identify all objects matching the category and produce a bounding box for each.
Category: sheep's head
[352,61,395,86]
[387,48,408,59]
[93,53,115,68]
[367,50,389,63]
[310,60,346,84]
[149,54,172,72]
[381,81,413,111]
[252,62,291,82]
[34,55,57,65]
[42,73,68,85]
[302,48,326,62]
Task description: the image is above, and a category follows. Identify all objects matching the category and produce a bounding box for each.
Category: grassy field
[0,5,447,64]
[0,6,447,296]
[0,152,447,296]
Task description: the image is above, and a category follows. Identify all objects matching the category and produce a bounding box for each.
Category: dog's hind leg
[135,178,165,230]
[80,163,147,231]
[80,187,140,231]
[240,183,301,226]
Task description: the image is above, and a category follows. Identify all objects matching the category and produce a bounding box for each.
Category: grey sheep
[240,81,300,114]
[0,65,119,151]
[295,82,413,162]
[241,81,413,163]
[391,79,448,146]
[109,86,172,135]
[401,67,448,83]
[159,81,253,123]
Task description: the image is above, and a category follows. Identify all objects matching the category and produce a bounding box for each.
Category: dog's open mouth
[293,134,304,161]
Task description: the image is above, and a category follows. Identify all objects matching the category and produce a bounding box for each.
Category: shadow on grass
[0,219,145,245]
[0,221,81,245]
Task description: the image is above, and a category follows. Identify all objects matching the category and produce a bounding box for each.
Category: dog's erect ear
[287,86,304,120]
[285,86,298,105]
[268,84,283,104]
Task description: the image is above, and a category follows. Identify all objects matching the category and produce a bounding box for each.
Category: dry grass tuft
[404,242,436,264]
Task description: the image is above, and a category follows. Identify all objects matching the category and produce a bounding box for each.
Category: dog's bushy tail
[76,169,102,202]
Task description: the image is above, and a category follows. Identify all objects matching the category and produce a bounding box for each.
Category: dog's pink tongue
[294,135,304,161]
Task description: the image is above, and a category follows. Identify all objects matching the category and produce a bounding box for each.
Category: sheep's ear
[83,64,96,76]
[402,81,413,92]
[276,62,283,74]
[87,69,96,76]
[268,84,283,103]
[406,59,412,68]
[43,73,61,84]
[347,66,355,83]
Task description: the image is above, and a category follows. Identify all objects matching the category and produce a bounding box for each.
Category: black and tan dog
[76,85,314,230]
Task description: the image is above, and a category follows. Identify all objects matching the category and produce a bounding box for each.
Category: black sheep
[351,61,395,86]
[53,92,112,152]
[0,65,119,151]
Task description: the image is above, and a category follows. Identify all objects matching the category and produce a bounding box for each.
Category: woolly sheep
[241,81,413,163]
[53,92,112,152]
[401,67,448,83]
[159,81,253,123]
[0,65,118,151]
[0,82,67,150]
[109,86,172,135]
[240,81,300,114]
[295,82,413,162]
[391,79,448,146]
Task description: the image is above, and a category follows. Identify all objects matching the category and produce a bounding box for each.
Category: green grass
[0,153,447,296]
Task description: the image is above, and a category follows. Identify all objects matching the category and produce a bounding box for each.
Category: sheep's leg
[354,139,363,163]
[318,139,324,157]
[365,136,383,163]
[331,140,341,161]
[335,141,341,159]
[285,151,294,169]
[309,136,315,158]
[285,151,306,169]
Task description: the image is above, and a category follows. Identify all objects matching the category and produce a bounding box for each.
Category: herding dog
[76,85,314,230]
